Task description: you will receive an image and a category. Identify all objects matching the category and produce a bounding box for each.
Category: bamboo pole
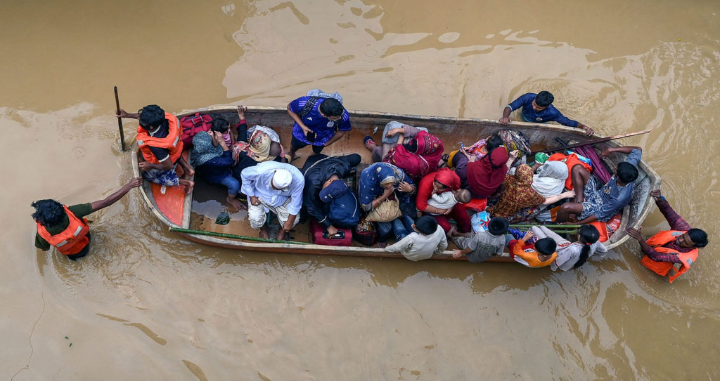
[510,224,582,229]
[169,227,313,245]
[531,129,651,154]
[114,86,126,151]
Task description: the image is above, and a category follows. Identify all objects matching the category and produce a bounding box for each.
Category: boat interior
[132,106,660,254]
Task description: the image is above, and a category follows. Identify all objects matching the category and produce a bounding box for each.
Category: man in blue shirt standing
[499,91,595,136]
[556,146,643,224]
[287,94,352,161]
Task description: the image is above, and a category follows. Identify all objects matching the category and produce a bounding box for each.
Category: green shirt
[34,203,94,250]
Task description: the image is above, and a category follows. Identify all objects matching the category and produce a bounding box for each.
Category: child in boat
[507,227,557,268]
[426,188,471,215]
[385,216,448,261]
[211,118,235,148]
[535,225,607,271]
[451,217,509,263]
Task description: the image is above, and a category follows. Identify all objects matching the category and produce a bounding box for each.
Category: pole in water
[114,86,126,152]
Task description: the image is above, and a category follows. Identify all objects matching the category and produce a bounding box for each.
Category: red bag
[180,113,213,146]
[310,219,352,246]
[353,217,377,246]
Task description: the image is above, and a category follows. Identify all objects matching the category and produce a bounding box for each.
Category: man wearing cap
[240,161,305,240]
[301,154,362,237]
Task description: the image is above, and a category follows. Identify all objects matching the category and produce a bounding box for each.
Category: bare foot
[179,179,194,195]
[227,195,245,211]
[182,167,195,180]
[259,226,270,239]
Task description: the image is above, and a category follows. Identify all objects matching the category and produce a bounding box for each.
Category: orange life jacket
[509,240,557,268]
[137,113,184,164]
[547,153,592,190]
[36,206,90,255]
[640,230,699,284]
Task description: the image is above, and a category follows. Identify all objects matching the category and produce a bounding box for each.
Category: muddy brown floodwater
[1,0,719,379]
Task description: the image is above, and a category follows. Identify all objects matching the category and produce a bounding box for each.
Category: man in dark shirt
[626,189,708,263]
[34,178,142,260]
[499,91,595,136]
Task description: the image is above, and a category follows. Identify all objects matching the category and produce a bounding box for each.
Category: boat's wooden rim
[130,106,661,257]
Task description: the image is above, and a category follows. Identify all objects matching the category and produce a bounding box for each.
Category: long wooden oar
[114,86,126,151]
[170,227,312,245]
[532,129,651,154]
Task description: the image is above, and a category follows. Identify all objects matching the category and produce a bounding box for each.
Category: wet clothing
[454,230,506,263]
[642,197,694,264]
[302,154,361,229]
[507,93,579,127]
[35,203,93,258]
[385,225,448,261]
[580,149,642,222]
[289,96,351,146]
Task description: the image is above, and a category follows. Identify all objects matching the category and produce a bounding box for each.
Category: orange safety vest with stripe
[640,230,699,284]
[136,113,184,164]
[36,206,90,255]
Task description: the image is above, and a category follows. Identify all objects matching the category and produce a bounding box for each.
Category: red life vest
[547,153,592,190]
[137,113,184,164]
[640,230,699,283]
[36,206,90,255]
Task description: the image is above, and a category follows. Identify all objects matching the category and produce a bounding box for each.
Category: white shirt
[240,162,305,215]
[384,226,448,261]
[531,226,608,271]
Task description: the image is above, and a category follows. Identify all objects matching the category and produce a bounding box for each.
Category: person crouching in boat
[33,178,142,260]
[625,189,708,283]
[190,129,243,211]
[556,146,643,224]
[286,92,351,161]
[450,217,509,262]
[117,105,195,194]
[498,90,595,136]
[240,162,304,240]
[385,216,448,261]
[507,228,557,268]
[302,154,362,237]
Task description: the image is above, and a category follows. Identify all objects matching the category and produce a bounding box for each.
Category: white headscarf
[532,161,568,197]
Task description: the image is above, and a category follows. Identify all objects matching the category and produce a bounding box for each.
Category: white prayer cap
[272,169,292,190]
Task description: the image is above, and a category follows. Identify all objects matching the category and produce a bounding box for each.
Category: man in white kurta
[241,161,304,240]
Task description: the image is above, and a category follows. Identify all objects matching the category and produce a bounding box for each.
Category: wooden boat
[131,106,661,261]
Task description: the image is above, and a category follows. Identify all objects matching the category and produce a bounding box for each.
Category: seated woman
[487,164,575,223]
[231,106,287,187]
[381,128,444,182]
[533,225,607,271]
[190,130,243,210]
[358,162,417,243]
[531,161,569,222]
[459,138,518,200]
[454,134,504,187]
[415,168,472,234]
[364,122,427,163]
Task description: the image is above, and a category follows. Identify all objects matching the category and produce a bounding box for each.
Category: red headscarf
[466,147,509,198]
[415,168,460,212]
[383,131,444,182]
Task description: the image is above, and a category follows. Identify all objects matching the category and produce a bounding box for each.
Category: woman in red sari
[383,130,444,182]
[415,168,472,233]
[465,146,518,199]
